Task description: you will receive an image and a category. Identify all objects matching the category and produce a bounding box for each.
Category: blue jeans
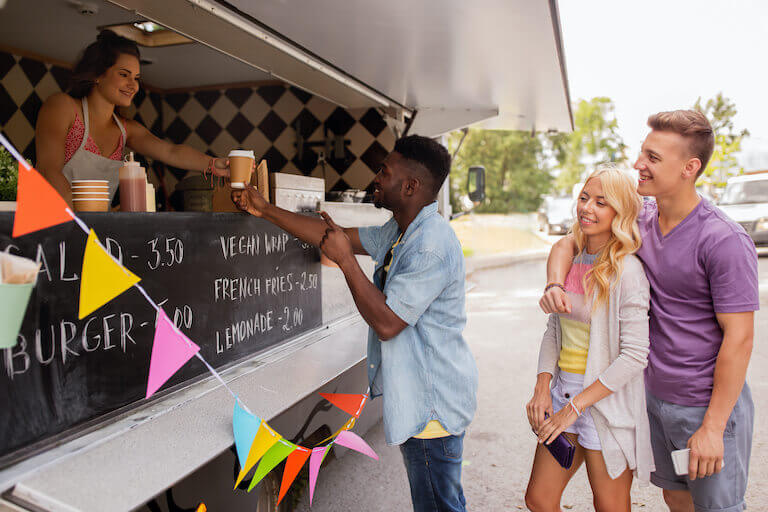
[399,433,466,512]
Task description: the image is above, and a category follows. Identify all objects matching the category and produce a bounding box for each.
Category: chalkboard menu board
[0,212,321,466]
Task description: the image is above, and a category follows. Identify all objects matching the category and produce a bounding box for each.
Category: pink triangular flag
[335,430,378,460]
[146,309,200,398]
[308,446,328,506]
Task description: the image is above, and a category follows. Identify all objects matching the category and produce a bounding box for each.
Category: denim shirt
[358,202,478,445]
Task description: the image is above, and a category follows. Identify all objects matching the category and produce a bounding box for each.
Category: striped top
[557,252,597,374]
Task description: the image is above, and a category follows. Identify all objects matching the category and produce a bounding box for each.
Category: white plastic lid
[228,150,255,158]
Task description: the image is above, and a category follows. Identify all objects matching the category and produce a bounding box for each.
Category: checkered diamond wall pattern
[0,50,394,197]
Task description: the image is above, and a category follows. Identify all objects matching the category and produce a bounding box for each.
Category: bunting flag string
[0,133,378,507]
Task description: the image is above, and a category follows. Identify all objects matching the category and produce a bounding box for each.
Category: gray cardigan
[537,254,655,484]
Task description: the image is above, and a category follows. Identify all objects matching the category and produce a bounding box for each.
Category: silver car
[717,174,768,246]
[538,196,574,235]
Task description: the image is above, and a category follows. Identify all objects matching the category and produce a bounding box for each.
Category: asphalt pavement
[296,255,768,512]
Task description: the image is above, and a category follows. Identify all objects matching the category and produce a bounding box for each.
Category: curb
[465,248,549,277]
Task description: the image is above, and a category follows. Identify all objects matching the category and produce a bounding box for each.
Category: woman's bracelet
[568,397,582,417]
[544,282,565,293]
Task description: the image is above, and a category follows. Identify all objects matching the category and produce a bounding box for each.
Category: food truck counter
[0,202,390,511]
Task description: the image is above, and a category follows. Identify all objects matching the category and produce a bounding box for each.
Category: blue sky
[559,0,768,169]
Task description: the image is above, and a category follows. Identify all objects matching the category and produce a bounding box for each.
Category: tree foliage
[694,92,749,186]
[448,129,552,213]
[550,97,627,193]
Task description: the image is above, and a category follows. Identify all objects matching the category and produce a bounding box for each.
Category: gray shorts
[646,385,754,512]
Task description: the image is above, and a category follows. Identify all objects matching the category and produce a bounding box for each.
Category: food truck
[0,0,573,510]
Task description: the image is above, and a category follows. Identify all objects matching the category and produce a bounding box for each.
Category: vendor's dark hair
[69,30,140,99]
[393,135,451,195]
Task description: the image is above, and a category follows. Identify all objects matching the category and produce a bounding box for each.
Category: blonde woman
[525,164,654,512]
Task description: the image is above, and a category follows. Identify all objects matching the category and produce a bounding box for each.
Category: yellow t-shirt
[414,420,451,439]
[556,252,597,375]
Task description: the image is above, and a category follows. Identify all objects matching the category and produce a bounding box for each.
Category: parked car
[717,174,768,245]
[538,196,574,235]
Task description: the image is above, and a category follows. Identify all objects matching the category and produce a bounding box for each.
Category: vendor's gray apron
[61,97,126,202]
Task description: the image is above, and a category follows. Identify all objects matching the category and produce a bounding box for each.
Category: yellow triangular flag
[234,422,281,489]
[317,416,357,445]
[79,230,141,319]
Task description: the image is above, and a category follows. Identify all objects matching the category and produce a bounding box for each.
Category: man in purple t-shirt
[541,110,758,512]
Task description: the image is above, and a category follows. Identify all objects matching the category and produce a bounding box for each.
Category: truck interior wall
[0,49,395,197]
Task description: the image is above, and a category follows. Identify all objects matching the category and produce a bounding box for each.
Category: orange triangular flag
[234,422,281,489]
[13,165,73,237]
[319,393,368,417]
[277,446,311,506]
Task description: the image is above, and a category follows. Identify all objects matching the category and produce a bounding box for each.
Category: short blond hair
[647,110,714,177]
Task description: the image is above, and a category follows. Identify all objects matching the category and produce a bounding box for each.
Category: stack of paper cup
[72,180,110,212]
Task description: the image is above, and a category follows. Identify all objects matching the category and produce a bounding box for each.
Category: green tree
[694,92,749,186]
[448,129,551,213]
[550,97,627,193]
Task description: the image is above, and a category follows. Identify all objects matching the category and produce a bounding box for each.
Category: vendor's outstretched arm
[232,186,367,255]
[539,233,578,314]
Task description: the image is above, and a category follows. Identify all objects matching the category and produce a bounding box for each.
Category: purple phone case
[545,432,575,469]
[540,413,575,469]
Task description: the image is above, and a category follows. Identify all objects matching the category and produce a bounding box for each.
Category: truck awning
[108,0,573,136]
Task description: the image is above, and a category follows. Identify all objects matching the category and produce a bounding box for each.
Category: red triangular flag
[277,446,311,505]
[13,165,72,237]
[319,393,368,417]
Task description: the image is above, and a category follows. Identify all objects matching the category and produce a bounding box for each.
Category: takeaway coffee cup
[228,150,255,189]
[73,198,110,212]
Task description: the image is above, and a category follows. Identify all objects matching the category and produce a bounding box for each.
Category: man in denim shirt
[232,135,478,512]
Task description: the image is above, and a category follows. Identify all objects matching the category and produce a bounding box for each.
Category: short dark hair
[647,110,714,178]
[393,135,451,195]
[69,30,141,99]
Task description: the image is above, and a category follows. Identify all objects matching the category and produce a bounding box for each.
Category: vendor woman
[36,30,229,204]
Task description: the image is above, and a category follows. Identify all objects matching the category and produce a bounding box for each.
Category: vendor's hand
[537,403,578,445]
[539,286,572,314]
[687,424,725,480]
[231,185,268,217]
[211,157,231,178]
[319,212,354,266]
[526,387,554,431]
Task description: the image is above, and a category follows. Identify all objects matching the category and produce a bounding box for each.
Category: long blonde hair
[572,163,642,308]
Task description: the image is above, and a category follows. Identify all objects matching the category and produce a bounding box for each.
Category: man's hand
[687,425,725,480]
[231,185,268,217]
[211,157,231,178]
[539,286,572,314]
[319,212,354,266]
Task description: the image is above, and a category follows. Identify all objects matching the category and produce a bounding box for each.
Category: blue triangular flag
[233,401,261,468]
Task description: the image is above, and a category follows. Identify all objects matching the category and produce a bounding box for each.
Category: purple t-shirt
[637,198,759,406]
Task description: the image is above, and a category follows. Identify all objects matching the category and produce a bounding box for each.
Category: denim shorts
[646,385,754,512]
[551,370,601,451]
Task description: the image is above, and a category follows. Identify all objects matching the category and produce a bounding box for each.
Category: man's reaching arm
[319,213,408,340]
[232,186,367,254]
[539,233,578,314]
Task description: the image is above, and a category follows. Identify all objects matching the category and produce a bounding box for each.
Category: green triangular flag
[247,439,297,492]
